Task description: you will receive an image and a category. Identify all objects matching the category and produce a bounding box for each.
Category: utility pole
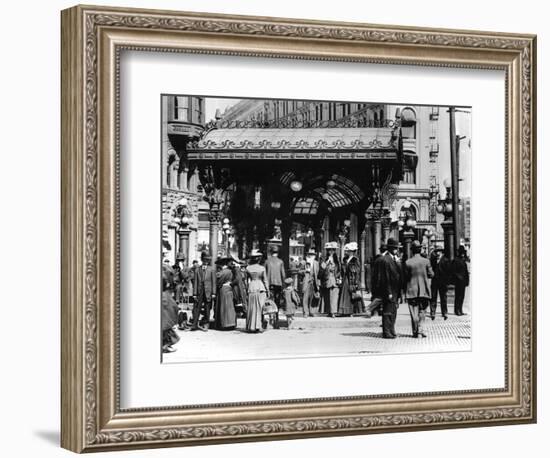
[449,107,460,257]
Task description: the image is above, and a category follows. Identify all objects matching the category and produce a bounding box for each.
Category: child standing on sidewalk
[282,277,300,330]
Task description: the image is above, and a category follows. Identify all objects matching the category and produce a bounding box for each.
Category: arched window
[401,107,417,139]
[400,202,417,220]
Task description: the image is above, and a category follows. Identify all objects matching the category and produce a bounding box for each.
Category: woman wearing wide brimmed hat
[245,249,268,332]
[301,248,320,317]
[338,242,364,316]
[214,257,237,330]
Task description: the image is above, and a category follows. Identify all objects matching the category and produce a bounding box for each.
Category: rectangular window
[174,96,190,122]
[194,98,203,124]
[401,167,416,184]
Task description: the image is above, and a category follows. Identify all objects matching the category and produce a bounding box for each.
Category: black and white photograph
[160,95,472,362]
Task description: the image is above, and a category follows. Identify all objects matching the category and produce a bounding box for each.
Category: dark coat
[338,256,362,314]
[452,257,470,286]
[265,256,286,287]
[405,254,434,299]
[430,253,453,285]
[214,268,236,329]
[162,264,176,291]
[231,266,248,306]
[193,264,217,299]
[372,252,402,301]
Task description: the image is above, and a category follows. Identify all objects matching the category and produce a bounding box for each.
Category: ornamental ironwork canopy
[187,127,399,160]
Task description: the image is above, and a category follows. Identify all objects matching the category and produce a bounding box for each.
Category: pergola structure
[183,122,414,289]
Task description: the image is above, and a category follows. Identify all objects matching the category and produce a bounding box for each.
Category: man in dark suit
[452,245,470,315]
[430,246,453,320]
[404,240,434,337]
[264,246,286,310]
[372,238,402,338]
[191,252,216,331]
[366,244,387,318]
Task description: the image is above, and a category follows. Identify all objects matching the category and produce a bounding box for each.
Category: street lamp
[436,179,456,259]
[399,198,417,260]
[173,197,192,262]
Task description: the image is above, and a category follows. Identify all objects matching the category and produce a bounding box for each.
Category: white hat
[344,242,358,251]
[324,241,338,250]
[249,249,263,258]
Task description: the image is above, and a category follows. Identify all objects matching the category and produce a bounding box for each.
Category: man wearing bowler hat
[430,245,453,320]
[452,245,470,316]
[191,251,216,331]
[372,238,402,338]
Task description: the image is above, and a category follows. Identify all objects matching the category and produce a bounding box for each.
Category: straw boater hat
[307,248,316,255]
[344,242,358,251]
[324,241,338,250]
[249,249,263,258]
[284,277,294,286]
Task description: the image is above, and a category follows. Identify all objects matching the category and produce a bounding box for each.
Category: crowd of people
[161,238,469,352]
[370,238,470,339]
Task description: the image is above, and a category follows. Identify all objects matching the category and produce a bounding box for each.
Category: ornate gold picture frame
[61,4,536,453]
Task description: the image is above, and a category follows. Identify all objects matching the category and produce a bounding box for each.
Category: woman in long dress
[245,250,268,332]
[319,244,341,318]
[232,262,248,314]
[161,265,180,352]
[214,258,237,330]
[338,243,364,316]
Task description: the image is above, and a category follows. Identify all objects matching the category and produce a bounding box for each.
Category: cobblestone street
[163,294,471,363]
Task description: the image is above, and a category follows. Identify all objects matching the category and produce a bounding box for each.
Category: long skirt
[246,290,266,331]
[338,279,363,315]
[322,287,339,314]
[338,278,354,315]
[215,285,236,329]
[162,291,179,331]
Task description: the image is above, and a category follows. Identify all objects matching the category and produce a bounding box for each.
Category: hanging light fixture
[290,180,303,192]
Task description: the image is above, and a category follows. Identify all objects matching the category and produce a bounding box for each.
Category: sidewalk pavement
[163,296,471,363]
